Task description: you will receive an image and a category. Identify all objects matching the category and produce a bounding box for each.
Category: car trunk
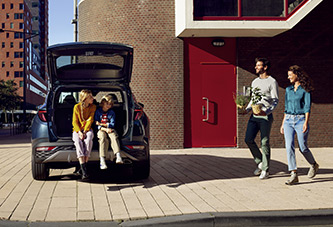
[50,86,129,148]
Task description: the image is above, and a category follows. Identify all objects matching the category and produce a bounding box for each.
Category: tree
[0,80,22,123]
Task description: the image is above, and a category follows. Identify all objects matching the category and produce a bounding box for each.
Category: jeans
[245,114,273,172]
[283,114,315,171]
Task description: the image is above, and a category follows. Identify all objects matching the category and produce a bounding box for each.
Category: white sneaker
[259,170,269,180]
[254,162,263,176]
[116,152,123,164]
[100,157,107,170]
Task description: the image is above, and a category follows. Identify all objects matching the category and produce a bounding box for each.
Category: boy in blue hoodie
[94,95,123,169]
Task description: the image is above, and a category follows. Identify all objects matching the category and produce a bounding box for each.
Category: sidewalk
[0,133,333,226]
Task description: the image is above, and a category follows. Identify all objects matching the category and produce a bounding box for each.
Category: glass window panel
[194,0,238,17]
[242,0,285,17]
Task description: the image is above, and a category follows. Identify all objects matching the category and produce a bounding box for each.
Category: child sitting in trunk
[94,94,123,169]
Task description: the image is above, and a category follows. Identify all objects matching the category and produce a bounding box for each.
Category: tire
[133,160,150,180]
[31,158,49,180]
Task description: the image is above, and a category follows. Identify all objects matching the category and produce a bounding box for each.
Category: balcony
[175,0,323,37]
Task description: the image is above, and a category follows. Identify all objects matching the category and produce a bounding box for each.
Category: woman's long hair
[288,65,314,92]
[79,89,92,108]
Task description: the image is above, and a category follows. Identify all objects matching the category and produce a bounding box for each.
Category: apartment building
[0,0,48,113]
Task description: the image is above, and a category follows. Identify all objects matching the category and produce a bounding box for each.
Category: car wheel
[133,160,150,179]
[32,157,49,180]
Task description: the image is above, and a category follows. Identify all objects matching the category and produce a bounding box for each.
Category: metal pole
[73,0,78,42]
[22,31,27,131]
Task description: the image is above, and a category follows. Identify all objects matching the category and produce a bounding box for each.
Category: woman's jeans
[283,114,315,171]
[245,114,273,172]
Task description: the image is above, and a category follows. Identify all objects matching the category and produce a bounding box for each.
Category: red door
[184,38,237,147]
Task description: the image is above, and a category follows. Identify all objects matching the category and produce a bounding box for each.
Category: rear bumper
[32,138,149,165]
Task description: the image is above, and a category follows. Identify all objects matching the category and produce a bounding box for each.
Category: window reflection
[194,0,238,17]
[242,0,284,17]
[288,0,304,13]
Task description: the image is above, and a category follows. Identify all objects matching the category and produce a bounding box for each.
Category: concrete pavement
[0,132,333,226]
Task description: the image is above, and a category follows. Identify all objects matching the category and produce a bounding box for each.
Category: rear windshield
[56,54,124,70]
[54,51,127,80]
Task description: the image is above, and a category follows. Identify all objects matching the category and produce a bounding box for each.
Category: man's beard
[257,68,266,75]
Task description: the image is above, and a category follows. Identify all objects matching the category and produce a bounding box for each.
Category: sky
[49,0,77,45]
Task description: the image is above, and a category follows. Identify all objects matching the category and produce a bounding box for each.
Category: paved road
[0,132,333,226]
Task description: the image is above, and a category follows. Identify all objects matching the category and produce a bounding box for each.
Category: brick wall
[78,0,184,149]
[237,0,333,148]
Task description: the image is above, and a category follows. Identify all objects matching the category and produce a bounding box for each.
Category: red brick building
[0,0,48,117]
[78,0,332,149]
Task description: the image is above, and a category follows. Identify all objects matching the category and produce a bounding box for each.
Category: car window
[56,54,124,70]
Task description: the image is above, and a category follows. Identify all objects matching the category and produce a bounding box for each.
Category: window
[10,3,13,9]
[6,33,9,38]
[14,32,24,39]
[1,42,4,48]
[19,23,24,29]
[7,71,10,77]
[194,0,237,17]
[2,3,5,9]
[20,61,24,68]
[10,61,14,67]
[2,62,5,68]
[32,2,39,7]
[1,23,4,29]
[6,52,9,57]
[14,52,23,58]
[19,3,24,10]
[14,13,24,19]
[10,42,13,48]
[19,42,24,48]
[6,13,10,19]
[32,16,39,21]
[10,23,14,29]
[15,71,20,78]
[20,81,24,87]
[194,0,306,20]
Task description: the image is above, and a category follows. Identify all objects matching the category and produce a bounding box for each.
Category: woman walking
[72,89,96,180]
[280,65,319,185]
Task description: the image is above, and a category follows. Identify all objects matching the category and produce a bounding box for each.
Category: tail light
[134,108,143,120]
[36,146,56,152]
[37,110,47,122]
[124,145,145,150]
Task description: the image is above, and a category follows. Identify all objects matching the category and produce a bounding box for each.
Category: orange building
[0,0,48,114]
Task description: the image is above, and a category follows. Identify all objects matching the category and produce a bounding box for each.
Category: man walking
[245,58,279,179]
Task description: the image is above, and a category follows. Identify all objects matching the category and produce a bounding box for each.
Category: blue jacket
[94,107,116,130]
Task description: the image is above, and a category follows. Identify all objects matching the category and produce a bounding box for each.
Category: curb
[1,209,333,227]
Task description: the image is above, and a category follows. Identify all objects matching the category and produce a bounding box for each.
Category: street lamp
[0,28,39,131]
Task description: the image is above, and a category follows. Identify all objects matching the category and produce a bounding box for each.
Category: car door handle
[202,97,209,122]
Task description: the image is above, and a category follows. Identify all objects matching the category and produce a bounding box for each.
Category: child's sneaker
[116,152,123,164]
[100,157,107,169]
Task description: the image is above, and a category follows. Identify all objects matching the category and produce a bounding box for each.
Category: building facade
[0,0,48,116]
[78,0,333,149]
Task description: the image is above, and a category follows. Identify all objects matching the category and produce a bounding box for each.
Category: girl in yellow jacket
[72,89,96,180]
